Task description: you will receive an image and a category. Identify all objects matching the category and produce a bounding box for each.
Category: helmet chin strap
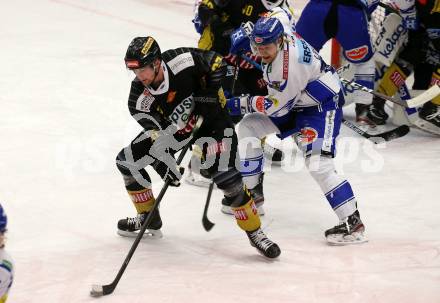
[150,61,162,88]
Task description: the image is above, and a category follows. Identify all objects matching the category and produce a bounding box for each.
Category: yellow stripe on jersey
[432,0,440,13]
[198,26,214,50]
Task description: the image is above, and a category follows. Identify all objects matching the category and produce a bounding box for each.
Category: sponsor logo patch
[129,189,154,203]
[169,96,194,129]
[255,96,265,113]
[206,141,228,156]
[283,50,289,78]
[299,127,318,145]
[141,37,154,55]
[345,45,369,61]
[233,208,248,220]
[168,53,195,75]
[390,70,405,87]
[136,89,155,112]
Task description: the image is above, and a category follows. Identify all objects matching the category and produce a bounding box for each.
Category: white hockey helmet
[261,0,284,10]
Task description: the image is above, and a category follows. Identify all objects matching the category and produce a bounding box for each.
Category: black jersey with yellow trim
[127,47,226,131]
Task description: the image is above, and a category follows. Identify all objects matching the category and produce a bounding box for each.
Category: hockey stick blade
[342,119,409,143]
[202,181,215,231]
[202,216,215,231]
[406,85,440,107]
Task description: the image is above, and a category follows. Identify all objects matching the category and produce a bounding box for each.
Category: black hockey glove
[152,159,185,187]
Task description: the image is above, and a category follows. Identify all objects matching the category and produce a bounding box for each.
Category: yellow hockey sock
[377,62,410,96]
[431,68,440,106]
[127,188,155,213]
[232,196,261,232]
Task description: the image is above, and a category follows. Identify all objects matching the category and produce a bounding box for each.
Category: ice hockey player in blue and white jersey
[0,204,13,302]
[227,14,368,245]
[296,0,381,125]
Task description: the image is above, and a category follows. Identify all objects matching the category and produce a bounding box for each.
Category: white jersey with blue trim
[249,34,341,118]
[0,250,13,302]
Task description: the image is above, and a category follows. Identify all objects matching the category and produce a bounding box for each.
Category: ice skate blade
[184,174,212,188]
[413,119,440,135]
[270,161,283,166]
[221,205,265,216]
[90,284,103,297]
[117,229,163,239]
[326,232,368,246]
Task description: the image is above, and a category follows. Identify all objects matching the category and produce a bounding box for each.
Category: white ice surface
[1,0,439,302]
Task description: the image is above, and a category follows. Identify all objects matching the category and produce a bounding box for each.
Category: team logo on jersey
[345,45,369,62]
[299,127,318,145]
[167,91,176,103]
[136,89,155,112]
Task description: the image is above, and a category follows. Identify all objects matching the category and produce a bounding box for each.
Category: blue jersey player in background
[296,0,383,125]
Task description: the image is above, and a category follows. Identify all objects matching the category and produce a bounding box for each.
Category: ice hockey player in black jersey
[195,0,292,99]
[115,36,281,258]
[191,0,292,212]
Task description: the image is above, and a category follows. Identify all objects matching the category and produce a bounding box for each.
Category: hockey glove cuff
[226,94,250,116]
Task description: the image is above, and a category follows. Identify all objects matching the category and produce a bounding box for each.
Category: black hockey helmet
[213,0,230,7]
[124,36,161,70]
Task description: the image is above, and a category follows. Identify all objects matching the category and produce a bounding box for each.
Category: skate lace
[426,108,440,120]
[250,229,273,250]
[127,215,142,229]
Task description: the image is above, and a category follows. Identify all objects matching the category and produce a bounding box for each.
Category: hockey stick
[240,54,440,108]
[201,62,240,232]
[342,118,409,142]
[238,54,412,141]
[90,116,204,297]
[340,77,440,108]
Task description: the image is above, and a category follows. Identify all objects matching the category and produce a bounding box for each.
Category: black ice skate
[355,103,388,126]
[415,101,440,135]
[370,97,389,125]
[117,209,163,239]
[325,210,367,245]
[246,228,281,259]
